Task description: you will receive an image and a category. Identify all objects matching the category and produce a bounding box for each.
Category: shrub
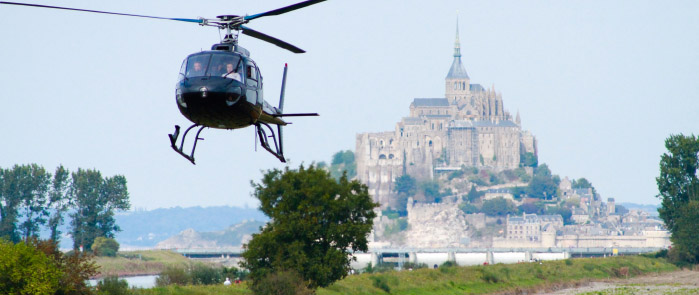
[250,270,313,295]
[565,259,573,266]
[439,261,457,273]
[481,269,503,283]
[93,237,119,257]
[370,275,391,293]
[190,263,224,285]
[156,266,191,286]
[0,239,62,294]
[96,276,129,295]
[583,263,596,272]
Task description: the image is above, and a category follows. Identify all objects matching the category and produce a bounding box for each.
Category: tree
[481,197,517,216]
[0,164,51,242]
[0,239,62,295]
[527,164,558,200]
[70,169,130,251]
[518,202,544,214]
[466,185,484,203]
[0,166,23,242]
[31,238,98,295]
[572,178,593,189]
[393,174,416,214]
[241,165,378,289]
[328,150,356,180]
[92,237,119,257]
[520,152,538,168]
[17,164,52,240]
[656,134,699,263]
[48,165,72,243]
[546,206,573,224]
[420,180,441,203]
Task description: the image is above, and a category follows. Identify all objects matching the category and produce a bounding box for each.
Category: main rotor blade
[0,2,202,24]
[241,25,305,54]
[244,0,326,21]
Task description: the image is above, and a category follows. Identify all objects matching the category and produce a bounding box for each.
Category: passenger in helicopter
[222,63,241,81]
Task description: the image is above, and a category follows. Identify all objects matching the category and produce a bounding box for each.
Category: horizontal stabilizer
[272,113,319,117]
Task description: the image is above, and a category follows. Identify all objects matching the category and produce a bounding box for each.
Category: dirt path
[542,270,699,294]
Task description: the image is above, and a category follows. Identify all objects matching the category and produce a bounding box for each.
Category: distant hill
[114,206,268,248]
[619,202,660,216]
[155,220,266,249]
[47,206,268,249]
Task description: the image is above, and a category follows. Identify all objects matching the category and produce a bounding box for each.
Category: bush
[370,275,391,293]
[191,263,224,285]
[480,268,503,283]
[96,276,129,295]
[250,270,313,295]
[156,266,191,286]
[0,239,62,294]
[93,237,119,257]
[565,259,573,266]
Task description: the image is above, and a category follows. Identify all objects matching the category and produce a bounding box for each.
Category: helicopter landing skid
[169,124,206,165]
[255,122,286,163]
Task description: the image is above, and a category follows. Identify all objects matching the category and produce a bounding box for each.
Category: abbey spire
[445,16,470,103]
[446,16,469,80]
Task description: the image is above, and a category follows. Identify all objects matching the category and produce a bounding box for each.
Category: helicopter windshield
[185,53,242,79]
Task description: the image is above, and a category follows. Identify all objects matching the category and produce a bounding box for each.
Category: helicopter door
[245,62,260,105]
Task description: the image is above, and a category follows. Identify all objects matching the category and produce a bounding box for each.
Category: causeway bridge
[173,247,664,269]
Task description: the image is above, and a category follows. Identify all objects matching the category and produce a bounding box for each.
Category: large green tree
[70,169,130,251]
[0,164,52,242]
[242,165,377,289]
[656,134,699,263]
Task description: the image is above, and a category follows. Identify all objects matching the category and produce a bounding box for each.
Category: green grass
[104,255,681,295]
[129,284,251,295]
[94,250,192,277]
[316,256,678,295]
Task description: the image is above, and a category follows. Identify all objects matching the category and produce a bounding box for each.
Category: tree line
[0,164,130,251]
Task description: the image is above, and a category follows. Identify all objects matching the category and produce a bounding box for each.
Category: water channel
[87,275,159,289]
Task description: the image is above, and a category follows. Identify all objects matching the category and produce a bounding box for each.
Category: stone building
[356,21,537,207]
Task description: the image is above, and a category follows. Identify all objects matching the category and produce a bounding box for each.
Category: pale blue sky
[1,0,697,209]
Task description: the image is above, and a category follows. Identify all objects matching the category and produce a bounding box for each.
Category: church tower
[445,17,470,105]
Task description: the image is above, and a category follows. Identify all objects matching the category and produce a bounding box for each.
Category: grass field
[94,250,192,277]
[316,256,678,295]
[120,255,680,295]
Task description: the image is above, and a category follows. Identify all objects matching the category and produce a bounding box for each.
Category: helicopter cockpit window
[246,63,258,87]
[178,59,187,82]
[185,54,211,78]
[210,54,242,81]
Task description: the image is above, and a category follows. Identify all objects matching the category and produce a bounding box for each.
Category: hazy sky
[1,0,697,210]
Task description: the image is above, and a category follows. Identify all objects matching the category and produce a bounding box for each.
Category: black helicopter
[0,1,323,164]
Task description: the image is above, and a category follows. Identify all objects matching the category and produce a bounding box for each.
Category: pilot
[222,63,241,81]
[189,61,205,76]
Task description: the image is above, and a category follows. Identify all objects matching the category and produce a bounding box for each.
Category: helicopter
[0,0,323,164]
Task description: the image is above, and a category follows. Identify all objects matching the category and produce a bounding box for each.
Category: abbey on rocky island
[356,21,537,207]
